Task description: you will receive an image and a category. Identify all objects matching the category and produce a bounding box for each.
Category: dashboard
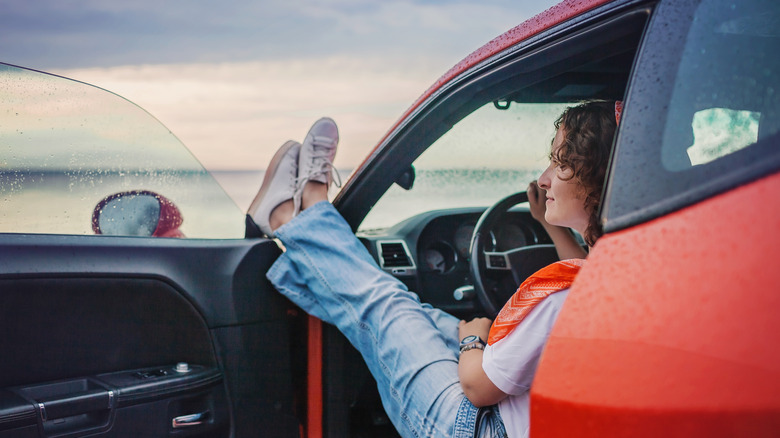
[358,207,560,317]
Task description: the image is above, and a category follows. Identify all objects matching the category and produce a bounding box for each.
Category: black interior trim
[0,277,215,387]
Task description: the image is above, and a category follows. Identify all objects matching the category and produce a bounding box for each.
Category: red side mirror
[92,190,184,238]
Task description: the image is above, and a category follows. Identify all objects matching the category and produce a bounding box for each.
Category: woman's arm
[528,181,587,260]
[457,318,507,407]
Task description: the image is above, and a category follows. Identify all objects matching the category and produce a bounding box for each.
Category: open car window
[337,5,651,231]
[0,63,245,238]
[360,102,568,231]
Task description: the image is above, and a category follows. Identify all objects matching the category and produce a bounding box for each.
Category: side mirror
[395,165,415,191]
[92,190,184,238]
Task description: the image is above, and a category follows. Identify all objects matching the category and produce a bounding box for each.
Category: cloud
[5,0,561,170]
[53,55,448,170]
[1,0,550,69]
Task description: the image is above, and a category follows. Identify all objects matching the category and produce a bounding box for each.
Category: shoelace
[291,136,342,216]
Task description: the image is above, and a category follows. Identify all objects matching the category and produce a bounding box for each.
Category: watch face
[460,335,479,346]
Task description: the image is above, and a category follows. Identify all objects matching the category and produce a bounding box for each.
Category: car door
[0,64,303,437]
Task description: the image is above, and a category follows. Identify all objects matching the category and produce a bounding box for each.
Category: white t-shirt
[481,289,570,438]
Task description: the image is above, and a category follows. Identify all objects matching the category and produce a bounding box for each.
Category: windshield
[0,63,244,238]
[359,102,568,231]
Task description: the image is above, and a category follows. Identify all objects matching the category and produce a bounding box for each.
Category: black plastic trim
[96,365,223,407]
[0,390,37,431]
[0,234,281,327]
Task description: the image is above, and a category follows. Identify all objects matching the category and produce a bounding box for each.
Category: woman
[248,100,618,437]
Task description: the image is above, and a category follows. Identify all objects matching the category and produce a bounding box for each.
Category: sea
[1,168,537,237]
[214,167,539,229]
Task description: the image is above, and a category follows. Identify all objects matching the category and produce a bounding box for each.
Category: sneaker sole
[247,140,299,216]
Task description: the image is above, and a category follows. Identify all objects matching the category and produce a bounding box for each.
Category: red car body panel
[307,316,324,438]
[532,172,780,436]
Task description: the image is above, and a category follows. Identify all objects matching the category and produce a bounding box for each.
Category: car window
[660,0,780,172]
[0,64,245,238]
[604,0,780,230]
[360,102,568,231]
[336,5,649,231]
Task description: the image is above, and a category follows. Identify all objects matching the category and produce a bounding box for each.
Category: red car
[1,0,777,436]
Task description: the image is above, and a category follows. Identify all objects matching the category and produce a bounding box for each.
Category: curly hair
[551,100,617,246]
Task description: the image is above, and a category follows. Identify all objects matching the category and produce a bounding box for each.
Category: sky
[2,0,560,171]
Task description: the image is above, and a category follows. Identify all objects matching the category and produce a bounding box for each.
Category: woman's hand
[528,180,588,260]
[528,180,550,225]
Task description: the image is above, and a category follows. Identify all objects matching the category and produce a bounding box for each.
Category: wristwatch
[459,335,486,354]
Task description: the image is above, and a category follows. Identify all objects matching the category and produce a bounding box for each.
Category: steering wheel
[469,191,560,317]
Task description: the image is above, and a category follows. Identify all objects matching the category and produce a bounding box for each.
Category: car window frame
[336,1,654,231]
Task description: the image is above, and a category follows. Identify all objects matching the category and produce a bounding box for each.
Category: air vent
[378,241,414,268]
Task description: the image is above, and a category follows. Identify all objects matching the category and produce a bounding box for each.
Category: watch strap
[459,342,485,354]
[459,336,486,354]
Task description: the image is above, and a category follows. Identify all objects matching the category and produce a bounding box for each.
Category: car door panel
[0,235,296,437]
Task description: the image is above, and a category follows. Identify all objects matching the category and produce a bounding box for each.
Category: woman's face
[537,127,590,236]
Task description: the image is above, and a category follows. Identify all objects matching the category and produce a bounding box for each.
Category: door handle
[172,411,209,428]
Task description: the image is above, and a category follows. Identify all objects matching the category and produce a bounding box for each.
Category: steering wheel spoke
[484,251,512,270]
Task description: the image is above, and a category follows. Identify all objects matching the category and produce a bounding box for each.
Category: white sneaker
[294,117,340,212]
[247,140,301,237]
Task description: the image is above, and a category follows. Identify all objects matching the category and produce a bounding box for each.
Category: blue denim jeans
[267,202,506,438]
